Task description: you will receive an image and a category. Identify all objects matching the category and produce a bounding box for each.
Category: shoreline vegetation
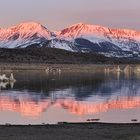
[0,48,140,65]
[0,122,140,140]
[0,63,139,72]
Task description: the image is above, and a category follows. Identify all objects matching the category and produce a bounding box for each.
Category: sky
[0,0,140,31]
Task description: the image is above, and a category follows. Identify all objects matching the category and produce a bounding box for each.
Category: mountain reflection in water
[0,94,140,117]
[0,69,139,123]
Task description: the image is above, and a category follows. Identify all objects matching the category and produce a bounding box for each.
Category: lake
[0,65,140,124]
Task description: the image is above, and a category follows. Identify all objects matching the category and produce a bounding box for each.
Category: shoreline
[2,122,140,126]
[0,63,139,71]
[0,122,140,140]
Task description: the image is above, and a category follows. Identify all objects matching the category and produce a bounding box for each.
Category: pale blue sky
[0,0,140,30]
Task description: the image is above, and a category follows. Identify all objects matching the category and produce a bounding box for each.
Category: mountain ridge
[0,22,140,58]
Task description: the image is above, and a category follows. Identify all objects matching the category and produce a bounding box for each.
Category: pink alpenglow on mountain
[0,22,140,57]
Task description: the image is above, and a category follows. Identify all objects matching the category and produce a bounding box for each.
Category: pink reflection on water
[0,95,140,118]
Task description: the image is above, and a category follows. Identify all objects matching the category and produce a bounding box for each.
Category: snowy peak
[13,22,45,30]
[1,21,140,42]
[0,22,53,41]
[58,22,140,41]
[10,22,44,31]
[12,22,54,38]
[58,22,110,40]
[0,22,55,48]
[56,23,140,57]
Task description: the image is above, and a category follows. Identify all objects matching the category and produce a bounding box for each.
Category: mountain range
[0,22,140,58]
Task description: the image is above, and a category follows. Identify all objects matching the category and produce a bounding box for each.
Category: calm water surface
[0,68,140,124]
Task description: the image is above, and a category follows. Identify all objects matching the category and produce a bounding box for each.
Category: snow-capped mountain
[57,23,140,57]
[0,22,140,58]
[0,22,54,48]
[58,22,140,41]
